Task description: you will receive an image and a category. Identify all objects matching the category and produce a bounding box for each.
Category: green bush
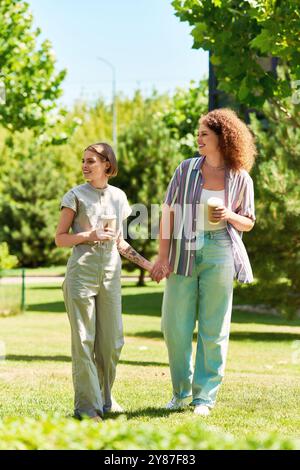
[0,242,18,270]
[247,102,300,319]
[0,415,299,450]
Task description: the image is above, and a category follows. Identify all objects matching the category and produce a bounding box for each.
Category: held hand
[151,258,172,283]
[212,206,232,222]
[89,228,115,242]
[146,261,154,273]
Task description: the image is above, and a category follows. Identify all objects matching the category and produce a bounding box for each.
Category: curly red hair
[199,108,256,172]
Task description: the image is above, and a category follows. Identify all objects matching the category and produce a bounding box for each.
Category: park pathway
[0,275,151,284]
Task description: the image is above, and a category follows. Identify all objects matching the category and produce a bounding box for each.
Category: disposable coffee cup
[207,197,223,225]
[96,214,117,237]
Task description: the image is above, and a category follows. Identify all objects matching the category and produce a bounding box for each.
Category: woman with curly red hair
[152,108,256,416]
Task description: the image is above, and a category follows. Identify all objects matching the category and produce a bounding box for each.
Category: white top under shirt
[198,188,227,231]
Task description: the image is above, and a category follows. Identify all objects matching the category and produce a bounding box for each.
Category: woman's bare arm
[117,235,153,272]
[55,208,114,247]
[227,212,255,232]
[213,206,255,232]
[151,204,174,281]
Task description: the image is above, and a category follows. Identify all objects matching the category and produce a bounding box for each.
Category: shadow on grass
[6,355,168,367]
[6,354,71,362]
[122,292,163,317]
[232,310,300,327]
[27,301,65,313]
[26,286,300,326]
[107,407,181,420]
[70,408,178,421]
[27,290,164,317]
[230,331,300,342]
[128,330,300,342]
[29,286,63,290]
[120,359,168,367]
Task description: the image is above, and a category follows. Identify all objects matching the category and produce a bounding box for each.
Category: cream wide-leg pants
[62,241,124,418]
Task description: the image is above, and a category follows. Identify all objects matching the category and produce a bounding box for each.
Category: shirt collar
[193,153,233,180]
[86,182,110,192]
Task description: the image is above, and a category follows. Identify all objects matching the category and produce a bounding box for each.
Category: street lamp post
[97,57,117,150]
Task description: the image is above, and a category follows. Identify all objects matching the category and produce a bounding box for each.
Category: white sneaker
[165,396,191,410]
[104,398,124,413]
[111,399,124,413]
[90,415,102,423]
[194,404,211,416]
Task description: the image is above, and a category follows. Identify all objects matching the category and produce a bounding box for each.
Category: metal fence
[0,269,25,316]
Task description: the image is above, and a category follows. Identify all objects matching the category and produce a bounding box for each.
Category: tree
[163,79,208,157]
[0,98,112,267]
[0,144,68,267]
[0,92,170,269]
[0,85,207,274]
[172,0,300,317]
[172,0,300,114]
[246,100,300,318]
[0,0,66,131]
[115,94,182,286]
[47,99,115,189]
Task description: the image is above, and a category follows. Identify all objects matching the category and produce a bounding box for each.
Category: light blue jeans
[161,228,234,408]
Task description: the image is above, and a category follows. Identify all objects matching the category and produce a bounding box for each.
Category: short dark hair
[84,142,118,177]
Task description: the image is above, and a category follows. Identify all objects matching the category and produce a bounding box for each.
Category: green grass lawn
[0,280,300,442]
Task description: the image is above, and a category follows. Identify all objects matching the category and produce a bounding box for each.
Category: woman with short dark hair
[56,142,153,421]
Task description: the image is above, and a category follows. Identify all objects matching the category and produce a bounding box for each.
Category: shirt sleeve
[164,164,182,207]
[60,190,77,213]
[122,192,132,220]
[236,176,256,222]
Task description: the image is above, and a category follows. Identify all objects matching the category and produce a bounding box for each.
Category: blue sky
[27,0,208,107]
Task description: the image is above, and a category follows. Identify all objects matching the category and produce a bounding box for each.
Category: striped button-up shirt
[164,155,256,283]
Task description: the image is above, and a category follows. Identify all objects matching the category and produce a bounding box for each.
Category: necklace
[204,159,225,171]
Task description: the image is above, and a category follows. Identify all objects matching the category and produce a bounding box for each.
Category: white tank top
[198,188,227,231]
